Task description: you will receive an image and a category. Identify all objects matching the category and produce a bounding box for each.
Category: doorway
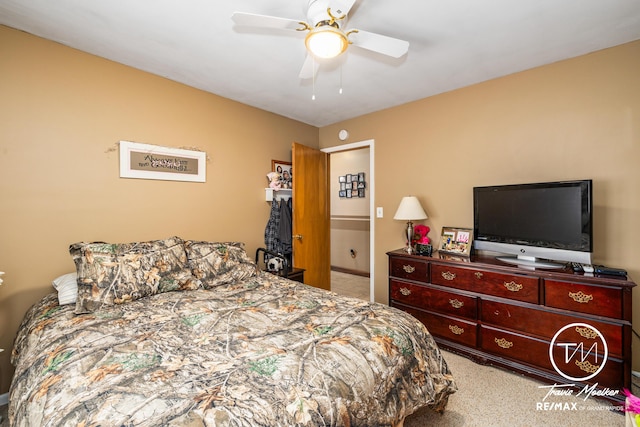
[322,140,374,302]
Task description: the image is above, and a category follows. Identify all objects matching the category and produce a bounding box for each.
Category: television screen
[473,180,592,266]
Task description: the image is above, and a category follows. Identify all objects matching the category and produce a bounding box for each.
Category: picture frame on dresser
[439,227,473,256]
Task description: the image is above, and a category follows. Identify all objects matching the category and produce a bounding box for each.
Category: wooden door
[292,142,330,290]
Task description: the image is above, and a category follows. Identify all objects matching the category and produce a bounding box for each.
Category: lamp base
[404,221,415,254]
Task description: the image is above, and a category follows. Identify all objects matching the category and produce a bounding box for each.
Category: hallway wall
[330,148,370,273]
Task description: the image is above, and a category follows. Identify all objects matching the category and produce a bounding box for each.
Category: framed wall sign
[119,141,206,182]
[439,227,473,256]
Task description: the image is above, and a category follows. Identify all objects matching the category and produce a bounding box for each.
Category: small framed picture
[339,176,346,183]
[271,160,292,189]
[439,227,473,256]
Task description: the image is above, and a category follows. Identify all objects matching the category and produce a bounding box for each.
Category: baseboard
[0,392,8,406]
[330,266,370,278]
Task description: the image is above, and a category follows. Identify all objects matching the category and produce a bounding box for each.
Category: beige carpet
[331,270,370,301]
[404,349,624,427]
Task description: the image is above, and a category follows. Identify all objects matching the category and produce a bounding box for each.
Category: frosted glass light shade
[394,196,428,220]
[305,26,348,59]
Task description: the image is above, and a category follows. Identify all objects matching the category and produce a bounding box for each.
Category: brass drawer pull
[474,272,483,279]
[449,325,464,335]
[575,326,597,339]
[568,291,593,304]
[399,287,411,296]
[503,281,523,292]
[402,264,416,273]
[441,271,456,281]
[495,338,513,349]
[449,299,464,309]
[576,359,599,374]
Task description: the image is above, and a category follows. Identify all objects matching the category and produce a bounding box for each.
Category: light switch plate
[376,207,383,218]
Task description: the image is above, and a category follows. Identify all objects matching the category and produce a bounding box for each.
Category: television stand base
[496,255,563,269]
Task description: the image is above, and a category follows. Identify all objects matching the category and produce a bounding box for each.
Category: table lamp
[394,196,428,253]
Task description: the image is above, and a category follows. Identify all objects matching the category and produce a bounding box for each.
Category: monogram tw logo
[549,322,608,382]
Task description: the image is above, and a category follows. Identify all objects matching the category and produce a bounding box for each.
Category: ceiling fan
[231,0,410,79]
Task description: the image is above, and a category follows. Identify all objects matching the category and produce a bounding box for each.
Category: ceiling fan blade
[231,12,304,31]
[299,54,320,79]
[349,30,409,58]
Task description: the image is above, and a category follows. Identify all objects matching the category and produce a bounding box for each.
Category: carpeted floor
[331,270,370,301]
[404,349,624,427]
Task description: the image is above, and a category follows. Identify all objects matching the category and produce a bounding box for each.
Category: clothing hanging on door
[278,197,292,256]
[264,197,292,259]
[264,197,281,255]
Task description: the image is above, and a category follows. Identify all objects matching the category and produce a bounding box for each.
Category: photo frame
[119,141,206,182]
[439,227,473,256]
[338,172,367,198]
[271,160,292,189]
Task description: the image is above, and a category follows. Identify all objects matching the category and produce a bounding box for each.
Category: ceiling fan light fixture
[305,25,348,59]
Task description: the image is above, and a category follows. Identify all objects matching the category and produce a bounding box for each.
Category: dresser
[388,249,635,406]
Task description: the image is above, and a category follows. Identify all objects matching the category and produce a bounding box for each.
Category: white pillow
[52,272,78,305]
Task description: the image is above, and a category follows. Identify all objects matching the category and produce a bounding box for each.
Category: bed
[9,237,456,426]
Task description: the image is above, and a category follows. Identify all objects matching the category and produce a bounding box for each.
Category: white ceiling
[1,0,639,127]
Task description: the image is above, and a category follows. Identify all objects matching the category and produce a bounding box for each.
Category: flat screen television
[473,179,593,268]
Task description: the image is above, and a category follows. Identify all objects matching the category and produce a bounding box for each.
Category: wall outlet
[376,207,383,218]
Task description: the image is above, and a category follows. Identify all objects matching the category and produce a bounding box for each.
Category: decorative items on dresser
[388,249,636,406]
[393,196,428,254]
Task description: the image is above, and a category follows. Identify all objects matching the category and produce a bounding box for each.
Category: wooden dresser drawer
[396,304,478,347]
[431,264,539,304]
[480,325,550,368]
[389,257,429,283]
[545,280,623,319]
[480,326,624,390]
[390,280,478,319]
[481,299,624,358]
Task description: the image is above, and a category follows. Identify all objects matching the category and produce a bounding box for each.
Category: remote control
[570,262,583,273]
[594,265,627,277]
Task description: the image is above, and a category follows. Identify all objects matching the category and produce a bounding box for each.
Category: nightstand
[255,248,305,283]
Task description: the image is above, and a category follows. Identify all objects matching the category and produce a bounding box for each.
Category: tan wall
[320,41,640,368]
[0,25,319,393]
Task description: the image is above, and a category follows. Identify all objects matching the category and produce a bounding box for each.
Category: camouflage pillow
[70,237,200,314]
[184,241,257,289]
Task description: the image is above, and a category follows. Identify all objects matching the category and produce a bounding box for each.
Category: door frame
[322,139,375,303]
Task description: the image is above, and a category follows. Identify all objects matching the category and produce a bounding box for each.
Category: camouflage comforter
[10,272,456,426]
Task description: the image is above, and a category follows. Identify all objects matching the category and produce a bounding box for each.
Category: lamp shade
[394,196,428,220]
